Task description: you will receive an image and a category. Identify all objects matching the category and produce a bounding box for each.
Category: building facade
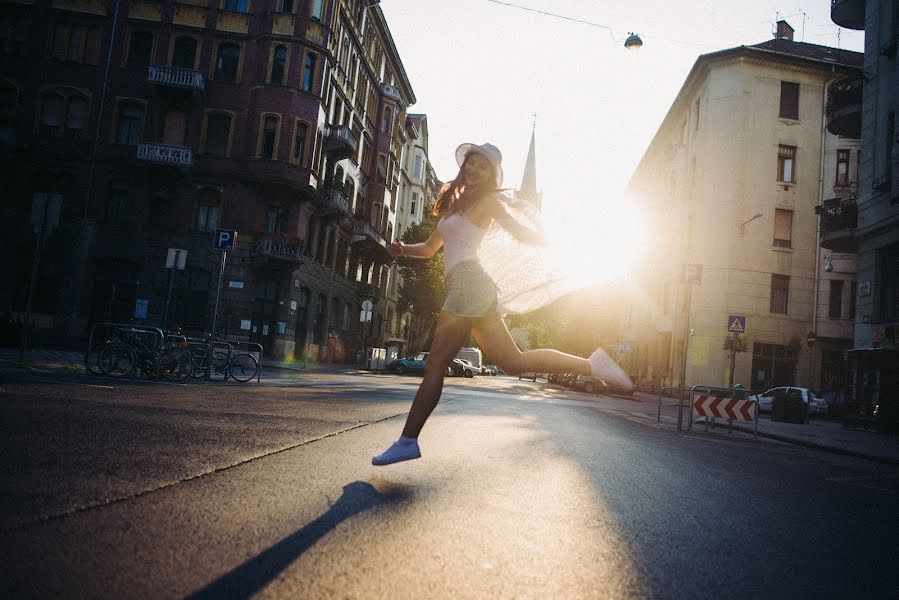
[626,22,863,391]
[829,0,898,351]
[0,0,418,361]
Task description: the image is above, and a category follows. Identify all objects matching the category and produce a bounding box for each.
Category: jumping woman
[372,142,634,465]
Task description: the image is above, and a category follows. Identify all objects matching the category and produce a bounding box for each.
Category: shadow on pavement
[185,479,410,600]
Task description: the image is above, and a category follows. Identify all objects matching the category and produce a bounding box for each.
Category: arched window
[302,53,316,92]
[40,93,63,135]
[270,45,287,84]
[172,37,197,69]
[381,107,392,134]
[215,43,240,82]
[292,122,308,164]
[310,0,323,21]
[65,95,89,137]
[345,179,355,211]
[205,113,231,156]
[260,115,278,159]
[115,101,142,145]
[333,165,344,188]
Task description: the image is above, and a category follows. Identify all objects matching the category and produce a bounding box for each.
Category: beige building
[626,22,862,392]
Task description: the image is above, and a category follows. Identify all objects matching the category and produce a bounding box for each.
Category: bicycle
[97,327,194,381]
[188,334,258,382]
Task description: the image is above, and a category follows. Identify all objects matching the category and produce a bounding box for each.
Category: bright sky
[380,0,864,281]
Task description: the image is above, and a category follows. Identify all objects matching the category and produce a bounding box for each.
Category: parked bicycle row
[85,323,262,383]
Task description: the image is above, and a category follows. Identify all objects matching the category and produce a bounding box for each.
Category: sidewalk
[635,390,899,466]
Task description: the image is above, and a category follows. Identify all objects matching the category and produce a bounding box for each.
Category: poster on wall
[240,320,251,331]
[277,321,286,334]
[263,324,270,336]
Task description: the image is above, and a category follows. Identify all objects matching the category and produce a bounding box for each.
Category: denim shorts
[442,260,498,318]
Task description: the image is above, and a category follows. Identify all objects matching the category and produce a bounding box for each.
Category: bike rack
[85,323,164,375]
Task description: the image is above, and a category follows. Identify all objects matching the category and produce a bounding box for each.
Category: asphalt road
[1,369,897,599]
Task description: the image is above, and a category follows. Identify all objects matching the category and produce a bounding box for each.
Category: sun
[543,195,647,288]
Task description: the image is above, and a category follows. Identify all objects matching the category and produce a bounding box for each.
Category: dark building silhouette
[0,0,415,361]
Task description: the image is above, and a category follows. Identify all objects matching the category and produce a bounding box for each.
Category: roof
[744,37,863,68]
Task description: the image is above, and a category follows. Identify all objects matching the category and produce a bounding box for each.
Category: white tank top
[437,213,488,274]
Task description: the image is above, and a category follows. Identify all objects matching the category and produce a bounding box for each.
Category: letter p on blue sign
[214,228,237,251]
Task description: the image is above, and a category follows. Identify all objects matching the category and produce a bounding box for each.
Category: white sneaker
[372,438,421,466]
[588,348,635,392]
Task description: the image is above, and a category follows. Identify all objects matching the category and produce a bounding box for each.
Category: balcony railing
[826,75,862,139]
[147,65,205,91]
[352,221,387,249]
[253,237,304,264]
[320,188,350,217]
[830,0,865,31]
[323,124,357,159]
[816,197,858,252]
[137,142,193,167]
[380,83,403,104]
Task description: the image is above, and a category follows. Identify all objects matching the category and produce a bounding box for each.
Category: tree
[396,211,445,350]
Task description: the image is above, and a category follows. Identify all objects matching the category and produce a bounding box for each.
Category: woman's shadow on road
[185,479,410,600]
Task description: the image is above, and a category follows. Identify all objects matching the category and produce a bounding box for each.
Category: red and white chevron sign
[692,395,756,421]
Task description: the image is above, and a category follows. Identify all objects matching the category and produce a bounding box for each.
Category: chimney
[776,20,794,41]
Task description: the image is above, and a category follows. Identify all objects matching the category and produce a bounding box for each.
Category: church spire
[517,117,540,210]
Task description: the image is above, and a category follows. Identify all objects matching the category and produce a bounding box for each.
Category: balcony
[137,142,193,168]
[147,65,205,91]
[352,220,392,262]
[816,197,858,253]
[380,83,403,105]
[830,0,865,31]
[826,75,862,139]
[357,281,382,301]
[323,124,357,160]
[253,236,304,266]
[319,187,350,220]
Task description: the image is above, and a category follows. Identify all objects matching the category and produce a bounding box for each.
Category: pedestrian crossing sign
[727,315,746,333]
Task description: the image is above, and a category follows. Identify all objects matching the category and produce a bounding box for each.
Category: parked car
[572,375,635,396]
[387,351,430,375]
[482,364,498,376]
[750,386,827,416]
[449,358,477,378]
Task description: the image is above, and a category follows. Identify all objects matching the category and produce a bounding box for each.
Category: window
[412,153,422,181]
[172,37,197,69]
[770,274,789,314]
[65,96,89,139]
[342,301,350,330]
[302,53,316,92]
[877,244,899,321]
[292,122,308,164]
[280,0,294,12]
[270,45,287,84]
[115,102,143,145]
[149,196,174,230]
[215,43,240,82]
[779,81,799,119]
[260,115,278,159]
[377,154,387,183]
[829,280,844,319]
[266,206,287,235]
[310,0,323,21]
[777,145,796,183]
[224,0,250,12]
[204,113,231,156]
[850,280,857,320]
[40,93,63,136]
[381,106,392,134]
[410,191,418,217]
[773,209,793,248]
[127,31,153,68]
[836,149,850,186]
[67,24,86,62]
[196,189,219,231]
[106,186,129,224]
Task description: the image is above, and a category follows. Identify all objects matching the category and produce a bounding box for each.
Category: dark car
[573,375,634,396]
[387,351,430,375]
[449,358,477,378]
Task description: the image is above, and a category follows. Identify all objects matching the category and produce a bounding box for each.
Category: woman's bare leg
[401,311,474,438]
[471,314,590,376]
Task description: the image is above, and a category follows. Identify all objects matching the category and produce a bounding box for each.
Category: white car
[751,387,828,416]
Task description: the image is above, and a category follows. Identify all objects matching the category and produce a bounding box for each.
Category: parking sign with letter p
[214,229,237,251]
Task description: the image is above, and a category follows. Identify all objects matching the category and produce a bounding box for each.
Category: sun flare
[543,197,647,288]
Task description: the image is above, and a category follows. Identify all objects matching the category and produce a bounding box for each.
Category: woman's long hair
[432,156,499,217]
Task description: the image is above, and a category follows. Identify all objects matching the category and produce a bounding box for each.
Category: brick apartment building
[0,0,418,361]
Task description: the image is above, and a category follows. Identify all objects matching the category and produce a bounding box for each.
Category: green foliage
[722,333,748,353]
[397,211,445,329]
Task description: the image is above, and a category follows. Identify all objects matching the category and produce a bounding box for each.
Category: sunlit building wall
[627,22,862,391]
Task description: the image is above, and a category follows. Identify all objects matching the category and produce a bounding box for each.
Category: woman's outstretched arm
[389,228,443,259]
